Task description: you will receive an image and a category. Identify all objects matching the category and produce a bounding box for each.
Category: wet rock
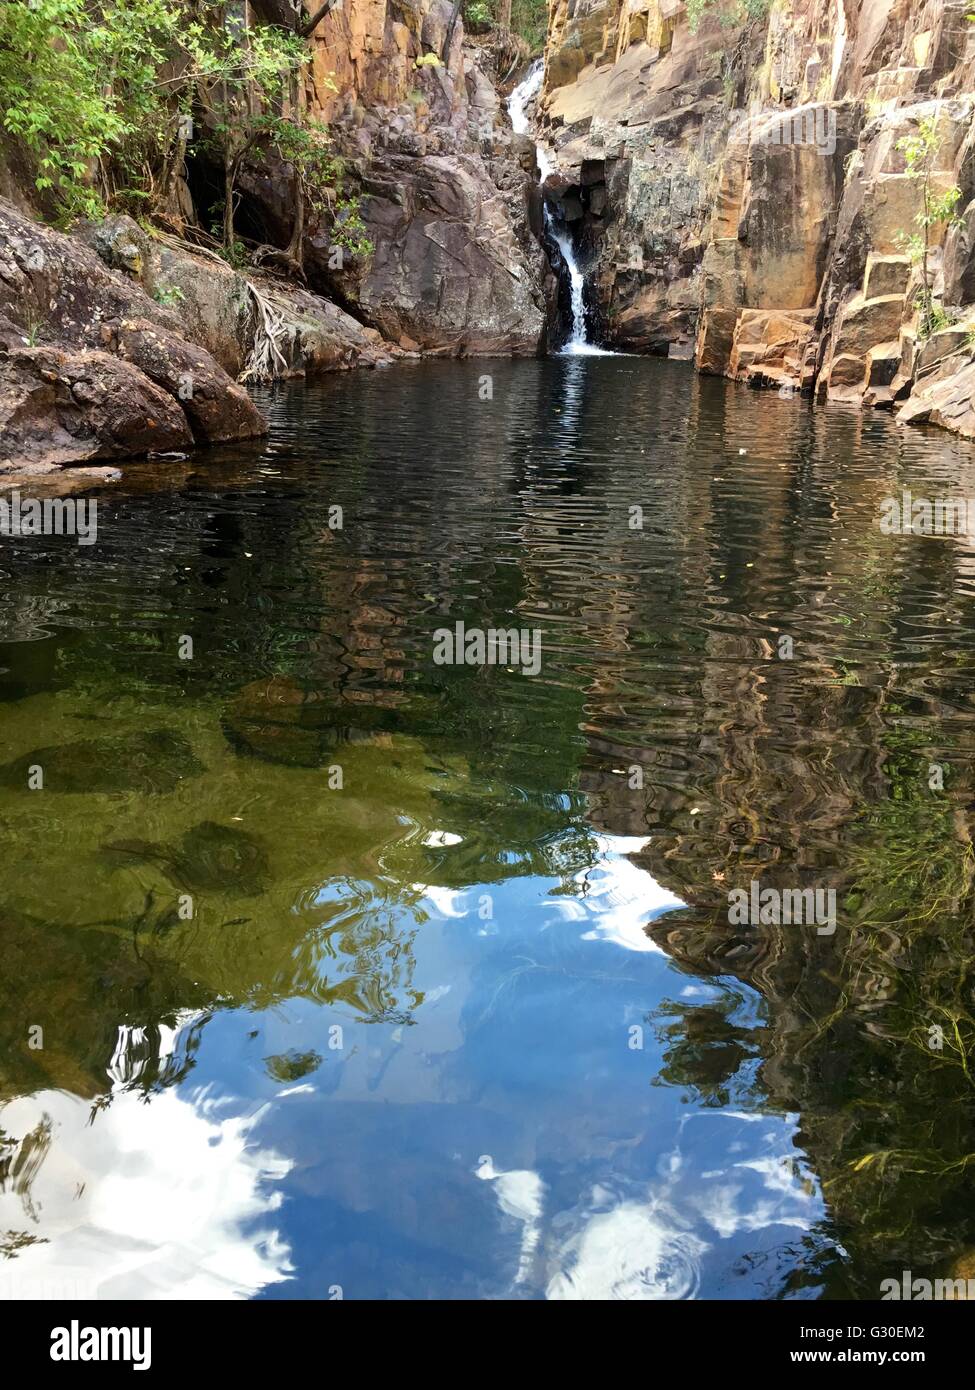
[230,15,546,356]
[105,820,270,896]
[0,730,204,794]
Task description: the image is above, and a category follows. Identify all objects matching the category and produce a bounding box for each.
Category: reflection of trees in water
[0,1113,52,1229]
[0,904,213,1102]
[576,385,975,1293]
[6,366,975,1291]
[644,899,975,1295]
[282,878,425,1025]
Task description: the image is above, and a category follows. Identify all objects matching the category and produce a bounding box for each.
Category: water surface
[3,357,975,1299]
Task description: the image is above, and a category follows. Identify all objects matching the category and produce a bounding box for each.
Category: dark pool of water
[3,357,975,1299]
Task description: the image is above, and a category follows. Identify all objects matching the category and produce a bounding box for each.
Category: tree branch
[298,0,338,37]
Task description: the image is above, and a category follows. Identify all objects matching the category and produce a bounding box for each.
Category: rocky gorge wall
[536,0,975,435]
[6,0,975,472]
[0,1,548,472]
[244,0,548,355]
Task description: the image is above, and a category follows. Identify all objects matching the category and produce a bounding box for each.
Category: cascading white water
[506,59,544,143]
[507,62,611,357]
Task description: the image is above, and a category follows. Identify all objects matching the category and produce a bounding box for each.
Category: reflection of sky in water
[1,832,826,1299]
[0,1082,292,1300]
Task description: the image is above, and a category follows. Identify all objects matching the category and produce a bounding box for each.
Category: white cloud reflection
[477,1112,820,1299]
[0,1029,293,1300]
[568,834,685,952]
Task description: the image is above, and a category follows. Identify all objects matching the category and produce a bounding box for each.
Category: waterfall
[506,59,544,143]
[508,62,611,357]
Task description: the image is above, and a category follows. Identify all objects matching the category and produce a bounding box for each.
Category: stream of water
[508,63,610,357]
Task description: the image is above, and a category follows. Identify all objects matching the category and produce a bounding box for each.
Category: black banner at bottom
[0,1296,968,1374]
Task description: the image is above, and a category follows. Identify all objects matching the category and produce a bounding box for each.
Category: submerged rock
[0,729,204,794]
[105,820,269,896]
[222,675,344,767]
[222,674,437,767]
[264,1049,322,1083]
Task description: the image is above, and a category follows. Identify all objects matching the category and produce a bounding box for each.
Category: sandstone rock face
[78,217,394,379]
[0,201,266,471]
[355,152,544,354]
[236,7,547,355]
[696,102,859,378]
[535,0,975,435]
[728,309,816,389]
[898,358,975,437]
[0,345,192,474]
[535,2,761,355]
[814,96,974,405]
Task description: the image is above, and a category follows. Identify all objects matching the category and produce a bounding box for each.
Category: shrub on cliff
[464,0,547,51]
[0,0,177,221]
[685,0,771,33]
[0,0,358,262]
